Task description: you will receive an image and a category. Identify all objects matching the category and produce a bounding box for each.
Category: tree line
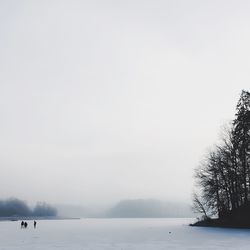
[193,90,250,219]
[0,198,57,217]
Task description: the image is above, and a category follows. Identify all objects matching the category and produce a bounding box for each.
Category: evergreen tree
[232,90,250,203]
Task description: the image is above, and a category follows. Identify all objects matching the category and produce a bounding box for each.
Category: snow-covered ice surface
[0,218,250,249]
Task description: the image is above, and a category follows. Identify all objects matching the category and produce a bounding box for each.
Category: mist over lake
[1,0,250,248]
[1,0,250,207]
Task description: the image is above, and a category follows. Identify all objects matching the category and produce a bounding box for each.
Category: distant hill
[106,199,194,218]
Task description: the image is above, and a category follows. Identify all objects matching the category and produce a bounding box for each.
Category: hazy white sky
[0,0,250,206]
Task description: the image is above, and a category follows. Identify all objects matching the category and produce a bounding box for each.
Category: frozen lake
[0,218,250,249]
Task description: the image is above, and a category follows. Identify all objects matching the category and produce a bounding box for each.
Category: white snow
[0,218,250,250]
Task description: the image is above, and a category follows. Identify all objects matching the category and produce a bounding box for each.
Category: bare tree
[192,192,209,219]
[193,90,250,221]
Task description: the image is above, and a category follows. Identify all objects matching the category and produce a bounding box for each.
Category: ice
[0,218,250,249]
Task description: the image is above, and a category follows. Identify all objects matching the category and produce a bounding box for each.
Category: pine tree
[232,90,250,203]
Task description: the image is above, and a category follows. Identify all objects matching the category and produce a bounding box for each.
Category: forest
[193,90,250,227]
[0,198,57,217]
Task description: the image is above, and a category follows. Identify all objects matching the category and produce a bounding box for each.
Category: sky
[0,0,250,207]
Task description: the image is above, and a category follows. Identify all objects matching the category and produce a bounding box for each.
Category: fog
[106,199,193,218]
[0,0,250,208]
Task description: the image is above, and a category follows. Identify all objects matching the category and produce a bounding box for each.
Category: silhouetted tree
[192,192,209,219]
[194,90,250,219]
[232,90,250,203]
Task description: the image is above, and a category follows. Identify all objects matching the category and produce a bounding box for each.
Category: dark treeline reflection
[0,198,57,217]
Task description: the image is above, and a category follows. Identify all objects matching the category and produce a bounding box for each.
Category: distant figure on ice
[21,221,24,228]
[24,222,28,228]
[34,220,37,228]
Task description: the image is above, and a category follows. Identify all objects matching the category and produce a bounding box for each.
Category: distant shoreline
[0,216,80,221]
[190,218,250,229]
[0,217,195,221]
